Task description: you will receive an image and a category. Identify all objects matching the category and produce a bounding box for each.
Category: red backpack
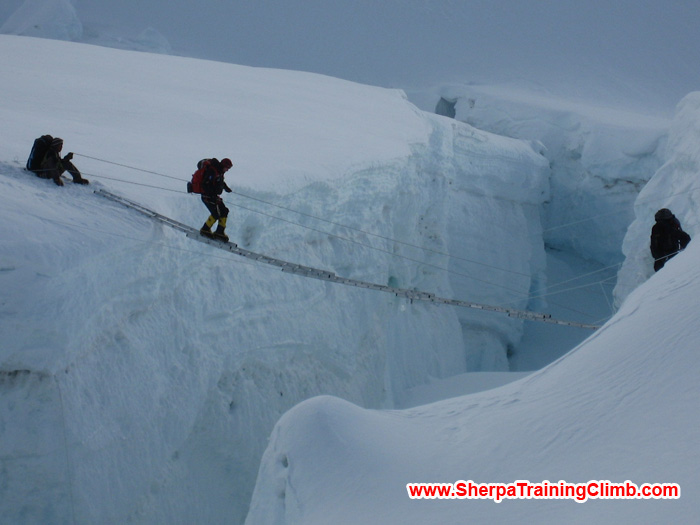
[187,159,212,194]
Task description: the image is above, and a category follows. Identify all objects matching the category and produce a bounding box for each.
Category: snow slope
[1,35,555,523]
[247,228,700,524]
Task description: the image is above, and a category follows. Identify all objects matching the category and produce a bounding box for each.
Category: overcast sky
[2,0,699,111]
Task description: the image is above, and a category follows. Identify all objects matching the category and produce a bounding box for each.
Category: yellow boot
[200,216,216,238]
[213,216,229,242]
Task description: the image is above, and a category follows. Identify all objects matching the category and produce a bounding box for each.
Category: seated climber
[26,135,89,186]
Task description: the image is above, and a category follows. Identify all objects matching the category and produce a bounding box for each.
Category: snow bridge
[96,189,600,330]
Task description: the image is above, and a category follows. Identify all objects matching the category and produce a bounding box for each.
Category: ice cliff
[409,84,670,267]
[1,36,547,524]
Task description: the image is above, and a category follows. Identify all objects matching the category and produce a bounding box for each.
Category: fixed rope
[6,156,616,321]
[71,154,616,314]
[95,189,601,330]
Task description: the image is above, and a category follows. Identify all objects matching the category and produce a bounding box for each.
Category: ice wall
[424,119,549,369]
[0,125,548,523]
[615,92,700,306]
[1,36,548,523]
[409,85,670,266]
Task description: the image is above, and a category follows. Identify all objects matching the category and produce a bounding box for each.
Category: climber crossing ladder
[95,189,601,330]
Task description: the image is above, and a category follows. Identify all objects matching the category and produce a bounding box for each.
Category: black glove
[224,184,232,193]
[63,152,74,162]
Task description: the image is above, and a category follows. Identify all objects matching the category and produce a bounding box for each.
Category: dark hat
[655,208,674,221]
[221,158,232,170]
[51,137,64,150]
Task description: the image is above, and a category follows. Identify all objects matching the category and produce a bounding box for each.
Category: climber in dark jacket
[199,157,233,242]
[650,208,691,271]
[27,136,89,186]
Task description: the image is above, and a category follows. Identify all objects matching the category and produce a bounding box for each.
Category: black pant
[201,195,229,220]
[654,254,675,272]
[39,157,83,183]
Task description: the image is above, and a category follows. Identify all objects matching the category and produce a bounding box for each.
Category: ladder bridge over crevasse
[95,189,600,330]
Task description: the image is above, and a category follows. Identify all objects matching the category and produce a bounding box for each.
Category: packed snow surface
[248,243,700,523]
[246,95,700,523]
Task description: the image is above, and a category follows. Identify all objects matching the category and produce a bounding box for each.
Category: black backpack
[26,135,53,172]
[651,219,685,257]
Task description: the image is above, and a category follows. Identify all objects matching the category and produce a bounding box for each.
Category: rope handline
[229,189,533,277]
[544,261,622,292]
[74,164,536,298]
[86,168,609,319]
[80,168,534,297]
[73,152,700,238]
[72,154,618,310]
[81,172,183,193]
[37,212,267,270]
[544,185,700,234]
[8,157,618,320]
[95,189,601,330]
[525,268,618,303]
[75,152,532,278]
[75,153,182,180]
[600,281,615,314]
[222,200,533,297]
[526,279,616,309]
